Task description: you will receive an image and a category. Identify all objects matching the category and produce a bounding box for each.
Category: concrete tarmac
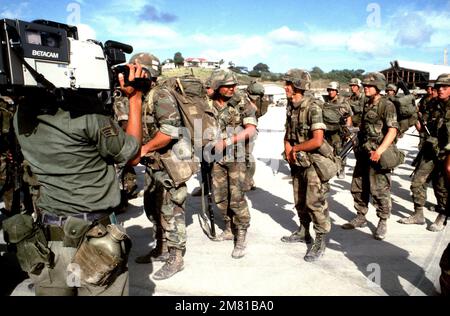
[2,106,449,296]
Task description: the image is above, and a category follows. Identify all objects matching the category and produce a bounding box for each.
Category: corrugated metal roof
[381,60,450,80]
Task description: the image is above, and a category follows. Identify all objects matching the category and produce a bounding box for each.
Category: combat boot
[304,233,326,262]
[135,240,169,264]
[374,219,387,240]
[281,223,312,244]
[231,229,247,259]
[153,248,184,280]
[214,221,234,242]
[341,214,367,230]
[398,207,425,225]
[427,214,447,232]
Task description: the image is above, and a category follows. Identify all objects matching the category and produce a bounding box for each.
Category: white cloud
[394,13,433,47]
[268,26,306,46]
[346,31,392,57]
[0,2,28,19]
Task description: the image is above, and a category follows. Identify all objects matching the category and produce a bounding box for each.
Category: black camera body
[0,18,133,107]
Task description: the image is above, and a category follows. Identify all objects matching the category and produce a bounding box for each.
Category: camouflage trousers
[243,152,256,191]
[143,167,187,250]
[411,158,448,211]
[291,165,331,234]
[30,241,129,296]
[351,156,392,219]
[212,161,250,230]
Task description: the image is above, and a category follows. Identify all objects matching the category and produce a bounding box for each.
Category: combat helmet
[435,73,450,86]
[327,81,340,92]
[246,81,265,100]
[362,72,387,91]
[349,78,362,88]
[209,70,238,91]
[283,69,311,91]
[129,52,161,78]
[386,84,397,92]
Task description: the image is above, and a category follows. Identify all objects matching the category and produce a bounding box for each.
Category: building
[184,58,220,69]
[380,60,450,89]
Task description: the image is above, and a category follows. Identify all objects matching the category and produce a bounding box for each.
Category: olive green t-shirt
[14,107,139,216]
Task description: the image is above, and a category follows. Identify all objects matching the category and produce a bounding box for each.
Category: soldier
[426,73,450,232]
[348,78,365,128]
[438,74,450,295]
[386,84,398,97]
[10,64,144,296]
[242,81,266,191]
[0,96,14,213]
[281,69,333,262]
[323,81,353,179]
[130,53,189,280]
[209,70,257,259]
[342,72,400,240]
[398,81,447,228]
[416,83,438,150]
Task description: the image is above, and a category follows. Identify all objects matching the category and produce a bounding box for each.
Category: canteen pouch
[309,141,341,182]
[72,224,130,286]
[378,145,405,170]
[160,150,199,187]
[2,214,54,275]
[309,153,340,182]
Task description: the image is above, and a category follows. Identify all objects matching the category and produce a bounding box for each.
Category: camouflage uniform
[113,96,138,208]
[285,96,331,235]
[344,73,400,240]
[141,88,187,252]
[348,78,365,128]
[323,95,353,157]
[0,97,13,211]
[399,98,447,225]
[212,91,257,233]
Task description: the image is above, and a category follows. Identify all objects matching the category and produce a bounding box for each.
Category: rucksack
[160,76,219,149]
[322,103,344,132]
[389,95,418,133]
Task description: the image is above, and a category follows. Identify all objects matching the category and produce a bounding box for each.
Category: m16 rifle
[339,127,359,160]
[198,160,216,240]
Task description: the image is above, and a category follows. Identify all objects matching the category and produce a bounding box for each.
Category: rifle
[198,160,216,239]
[390,61,410,96]
[410,115,432,177]
[339,127,359,160]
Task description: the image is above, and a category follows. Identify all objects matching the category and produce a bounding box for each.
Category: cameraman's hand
[119,63,144,98]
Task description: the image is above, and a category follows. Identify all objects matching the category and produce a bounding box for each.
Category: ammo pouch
[309,142,341,182]
[72,224,131,287]
[62,216,92,248]
[2,214,54,275]
[295,151,311,168]
[160,150,199,187]
[378,144,405,170]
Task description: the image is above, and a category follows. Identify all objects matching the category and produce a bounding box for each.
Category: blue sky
[1,0,449,73]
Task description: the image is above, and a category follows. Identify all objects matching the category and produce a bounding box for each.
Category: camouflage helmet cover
[386,83,398,91]
[209,70,238,90]
[349,78,362,87]
[327,81,340,92]
[283,69,311,91]
[362,72,387,91]
[129,52,161,77]
[247,81,265,100]
[435,73,450,86]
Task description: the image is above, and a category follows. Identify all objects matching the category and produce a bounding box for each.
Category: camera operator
[10,64,144,296]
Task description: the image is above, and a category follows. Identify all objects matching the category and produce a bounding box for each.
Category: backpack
[322,103,344,132]
[389,95,418,133]
[159,76,219,149]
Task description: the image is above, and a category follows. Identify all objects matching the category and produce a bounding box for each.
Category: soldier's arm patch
[100,120,119,138]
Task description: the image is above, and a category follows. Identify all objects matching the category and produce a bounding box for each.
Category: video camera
[0,18,141,110]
